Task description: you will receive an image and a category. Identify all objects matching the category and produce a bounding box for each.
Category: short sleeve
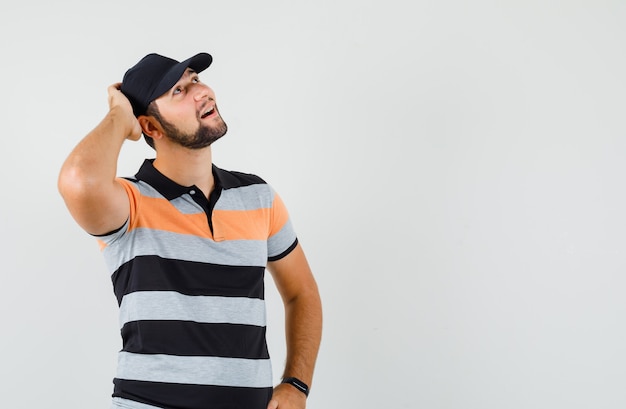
[95,178,140,250]
[267,189,298,261]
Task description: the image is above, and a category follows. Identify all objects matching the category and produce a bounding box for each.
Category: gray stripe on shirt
[116,351,273,388]
[102,228,268,273]
[119,291,266,328]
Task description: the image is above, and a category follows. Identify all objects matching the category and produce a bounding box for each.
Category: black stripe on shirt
[121,321,269,359]
[113,378,272,409]
[112,255,266,304]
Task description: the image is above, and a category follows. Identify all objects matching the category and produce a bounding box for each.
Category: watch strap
[281,376,310,397]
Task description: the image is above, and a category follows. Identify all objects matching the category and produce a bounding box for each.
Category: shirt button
[189,190,196,195]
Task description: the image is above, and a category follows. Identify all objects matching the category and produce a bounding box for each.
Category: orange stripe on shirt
[212,208,271,241]
[130,195,214,239]
[112,178,290,242]
[269,193,290,237]
[125,195,276,242]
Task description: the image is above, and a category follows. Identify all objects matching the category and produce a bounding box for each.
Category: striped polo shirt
[97,159,298,409]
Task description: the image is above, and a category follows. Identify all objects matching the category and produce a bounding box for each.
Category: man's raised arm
[58,83,142,235]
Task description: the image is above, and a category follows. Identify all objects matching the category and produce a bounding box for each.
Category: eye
[192,76,200,83]
[173,86,183,95]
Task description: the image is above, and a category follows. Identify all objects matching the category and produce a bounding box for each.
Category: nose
[193,84,211,102]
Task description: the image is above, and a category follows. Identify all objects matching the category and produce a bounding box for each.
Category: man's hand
[107,82,142,141]
[267,383,307,409]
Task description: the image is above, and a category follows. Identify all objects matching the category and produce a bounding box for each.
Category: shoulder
[118,176,139,187]
[213,165,267,189]
[115,176,143,196]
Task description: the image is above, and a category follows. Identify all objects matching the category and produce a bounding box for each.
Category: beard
[151,104,228,150]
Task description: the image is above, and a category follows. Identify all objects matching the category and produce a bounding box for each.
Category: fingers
[267,398,279,409]
[107,82,123,95]
[105,83,142,141]
[107,83,133,113]
[108,83,124,105]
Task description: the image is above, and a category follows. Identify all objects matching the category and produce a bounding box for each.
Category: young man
[58,52,322,409]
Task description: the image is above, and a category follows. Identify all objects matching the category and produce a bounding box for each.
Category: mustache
[199,98,217,114]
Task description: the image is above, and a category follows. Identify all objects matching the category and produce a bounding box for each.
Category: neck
[153,145,215,197]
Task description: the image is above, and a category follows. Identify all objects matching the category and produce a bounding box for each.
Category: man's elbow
[58,163,94,204]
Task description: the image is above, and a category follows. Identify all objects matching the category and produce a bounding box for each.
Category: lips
[201,107,215,119]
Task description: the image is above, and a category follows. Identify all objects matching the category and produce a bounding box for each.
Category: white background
[1,1,625,408]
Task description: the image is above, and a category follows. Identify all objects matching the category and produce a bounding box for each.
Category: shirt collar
[135,159,225,200]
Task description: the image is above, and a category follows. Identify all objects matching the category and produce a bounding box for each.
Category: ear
[138,115,164,142]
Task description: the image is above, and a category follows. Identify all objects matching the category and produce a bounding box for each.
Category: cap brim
[148,52,213,104]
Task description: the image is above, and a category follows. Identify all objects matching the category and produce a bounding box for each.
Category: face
[149,68,227,149]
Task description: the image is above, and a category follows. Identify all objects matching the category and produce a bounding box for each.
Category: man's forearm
[59,106,131,191]
[281,289,323,387]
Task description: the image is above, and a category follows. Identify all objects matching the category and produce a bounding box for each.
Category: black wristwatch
[281,377,310,397]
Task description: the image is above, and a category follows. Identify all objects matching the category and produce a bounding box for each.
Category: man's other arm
[267,243,322,409]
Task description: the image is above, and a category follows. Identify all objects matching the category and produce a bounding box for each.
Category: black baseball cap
[121,52,213,116]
